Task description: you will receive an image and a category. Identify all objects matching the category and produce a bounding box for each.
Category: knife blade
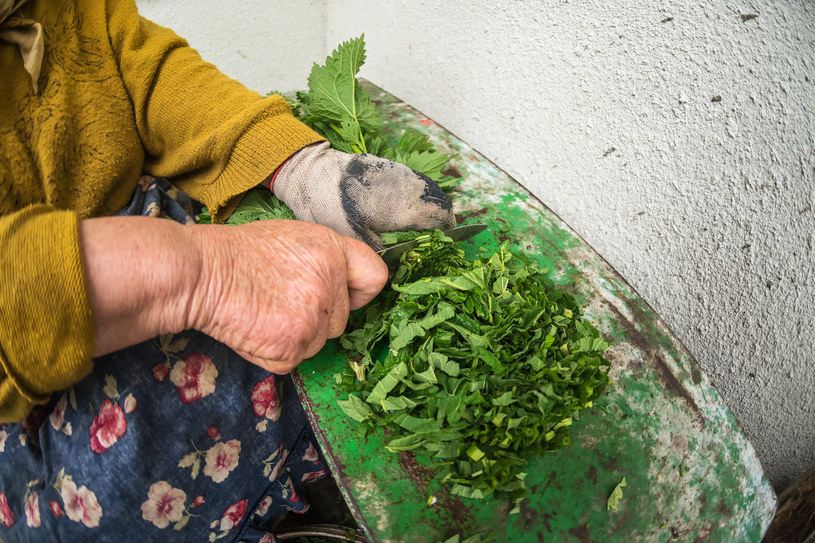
[377,224,488,269]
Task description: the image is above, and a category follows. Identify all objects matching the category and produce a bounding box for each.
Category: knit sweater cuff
[0,205,95,422]
[205,106,325,223]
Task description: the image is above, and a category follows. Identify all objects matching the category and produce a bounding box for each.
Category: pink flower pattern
[218,498,247,531]
[49,500,63,517]
[153,363,169,382]
[251,376,281,421]
[0,491,13,528]
[24,491,41,527]
[285,475,301,504]
[60,479,103,528]
[50,393,68,431]
[203,440,241,483]
[264,444,289,482]
[169,352,218,403]
[123,394,138,414]
[207,425,220,440]
[140,481,187,529]
[89,400,127,453]
[302,441,319,462]
[254,496,272,517]
[301,469,327,483]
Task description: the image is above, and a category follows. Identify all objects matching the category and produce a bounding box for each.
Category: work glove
[272,142,455,251]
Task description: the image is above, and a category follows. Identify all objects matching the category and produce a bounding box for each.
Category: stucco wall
[136,0,326,93]
[137,0,814,492]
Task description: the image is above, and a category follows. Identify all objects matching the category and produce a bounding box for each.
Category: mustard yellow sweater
[0,0,323,422]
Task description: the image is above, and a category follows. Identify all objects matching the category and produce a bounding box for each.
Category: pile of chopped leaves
[337,231,611,503]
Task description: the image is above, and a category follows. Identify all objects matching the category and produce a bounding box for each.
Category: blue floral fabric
[0,178,327,542]
[114,175,199,224]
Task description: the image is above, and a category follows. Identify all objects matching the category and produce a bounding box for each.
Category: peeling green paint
[293,81,775,542]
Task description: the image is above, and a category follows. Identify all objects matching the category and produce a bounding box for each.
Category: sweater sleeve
[105,0,324,221]
[0,205,95,423]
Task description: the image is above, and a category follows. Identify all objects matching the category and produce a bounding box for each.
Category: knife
[377,224,488,269]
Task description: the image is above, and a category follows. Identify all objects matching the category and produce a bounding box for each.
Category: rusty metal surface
[293,80,776,542]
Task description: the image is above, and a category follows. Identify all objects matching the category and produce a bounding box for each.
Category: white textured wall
[135,0,814,492]
[324,1,814,491]
[136,0,326,93]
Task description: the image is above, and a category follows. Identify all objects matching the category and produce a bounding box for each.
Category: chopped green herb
[379,230,423,246]
[607,477,627,511]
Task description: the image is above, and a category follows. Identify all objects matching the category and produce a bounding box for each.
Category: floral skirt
[0,178,328,542]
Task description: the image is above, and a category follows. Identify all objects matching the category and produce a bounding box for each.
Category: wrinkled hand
[273,142,456,251]
[185,219,387,374]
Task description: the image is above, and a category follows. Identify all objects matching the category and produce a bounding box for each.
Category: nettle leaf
[321,123,355,153]
[364,134,390,157]
[337,117,364,150]
[390,322,426,352]
[337,394,373,423]
[414,363,438,384]
[467,445,486,462]
[304,35,379,131]
[432,352,460,377]
[379,230,422,245]
[392,277,451,296]
[226,189,296,224]
[451,484,488,500]
[198,189,296,226]
[431,441,462,459]
[392,150,452,182]
[366,361,408,404]
[492,276,510,294]
[393,414,442,434]
[385,434,425,452]
[380,395,417,411]
[417,302,456,330]
[607,477,627,511]
[476,348,505,375]
[491,391,515,407]
[397,129,435,153]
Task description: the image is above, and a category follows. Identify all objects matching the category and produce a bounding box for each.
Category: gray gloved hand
[272,142,455,251]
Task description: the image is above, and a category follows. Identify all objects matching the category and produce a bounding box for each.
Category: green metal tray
[292,81,775,542]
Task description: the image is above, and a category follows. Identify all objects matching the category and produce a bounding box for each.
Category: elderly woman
[0,0,454,540]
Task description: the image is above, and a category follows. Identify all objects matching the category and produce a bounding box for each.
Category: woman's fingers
[233,348,297,375]
[343,236,388,311]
